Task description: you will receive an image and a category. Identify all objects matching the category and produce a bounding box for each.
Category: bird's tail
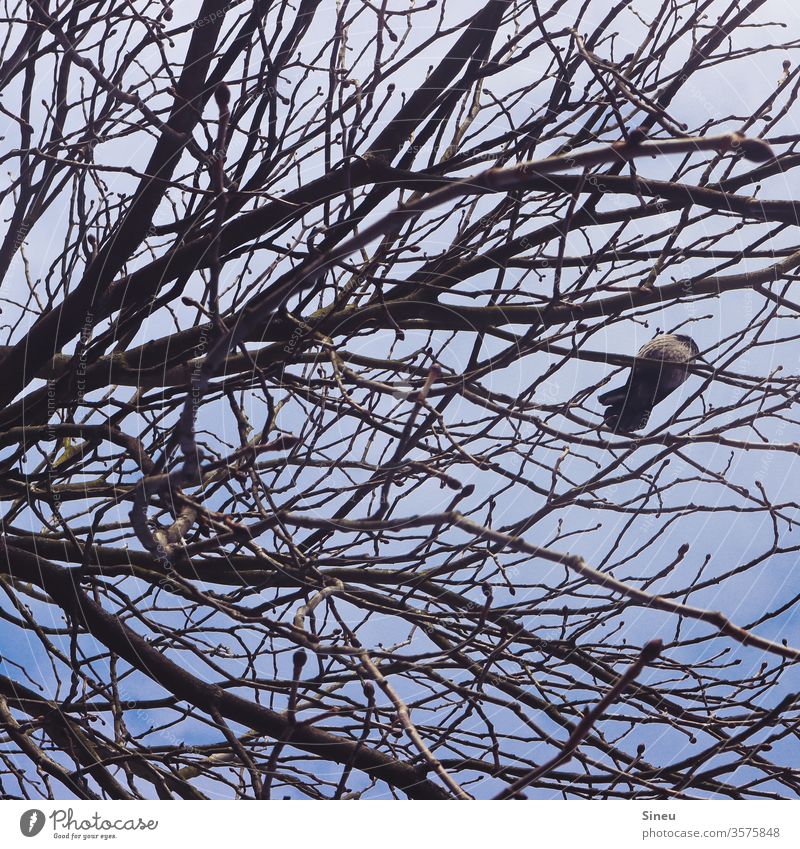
[597,386,625,406]
[599,386,651,432]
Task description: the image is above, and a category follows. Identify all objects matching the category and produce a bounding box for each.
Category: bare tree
[0,0,799,800]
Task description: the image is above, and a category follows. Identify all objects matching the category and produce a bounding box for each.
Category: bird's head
[672,334,700,358]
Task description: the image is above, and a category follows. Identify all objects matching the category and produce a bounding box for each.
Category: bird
[598,333,699,433]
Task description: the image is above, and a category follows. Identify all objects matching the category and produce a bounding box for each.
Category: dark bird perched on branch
[599,334,699,432]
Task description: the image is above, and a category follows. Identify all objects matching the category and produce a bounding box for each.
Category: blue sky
[2,0,800,799]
